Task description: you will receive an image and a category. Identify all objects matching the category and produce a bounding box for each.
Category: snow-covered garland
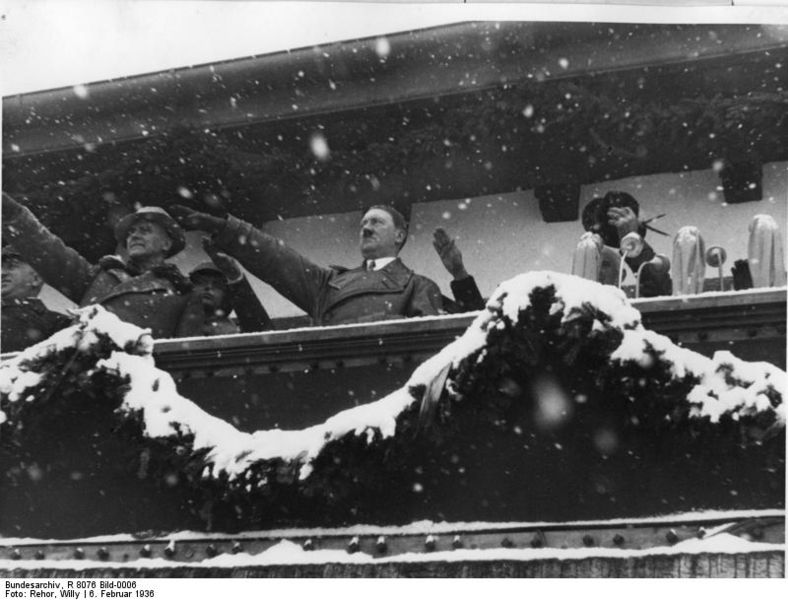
[0,273,784,536]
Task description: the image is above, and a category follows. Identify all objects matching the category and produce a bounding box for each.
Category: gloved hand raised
[607,205,640,239]
[201,237,243,284]
[169,204,226,234]
[432,227,469,280]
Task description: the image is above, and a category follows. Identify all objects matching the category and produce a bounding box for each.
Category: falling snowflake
[309,133,330,161]
[375,37,391,59]
[593,428,619,455]
[73,84,89,99]
[532,375,573,430]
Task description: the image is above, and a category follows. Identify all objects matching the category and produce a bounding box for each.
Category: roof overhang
[4,21,788,157]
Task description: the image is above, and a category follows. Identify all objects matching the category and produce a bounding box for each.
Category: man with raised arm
[2,192,199,339]
[431,227,485,312]
[170,204,443,326]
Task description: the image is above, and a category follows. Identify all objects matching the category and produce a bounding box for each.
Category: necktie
[367,260,376,271]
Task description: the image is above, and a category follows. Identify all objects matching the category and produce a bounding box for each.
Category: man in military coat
[2,193,199,339]
[171,204,442,326]
[1,246,71,352]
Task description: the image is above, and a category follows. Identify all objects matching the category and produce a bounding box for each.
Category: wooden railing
[148,288,786,432]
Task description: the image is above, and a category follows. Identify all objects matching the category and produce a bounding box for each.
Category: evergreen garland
[0,276,784,539]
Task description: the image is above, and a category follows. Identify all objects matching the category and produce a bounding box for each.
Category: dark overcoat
[214,215,442,326]
[1,297,71,353]
[3,205,198,339]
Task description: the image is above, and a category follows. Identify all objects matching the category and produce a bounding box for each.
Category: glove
[607,205,640,238]
[201,237,243,284]
[2,192,23,221]
[169,204,226,234]
[432,227,469,280]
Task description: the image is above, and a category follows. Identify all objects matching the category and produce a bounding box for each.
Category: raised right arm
[2,193,95,302]
[169,205,333,318]
[214,215,333,317]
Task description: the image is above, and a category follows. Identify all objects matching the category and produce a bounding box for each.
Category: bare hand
[170,204,226,234]
[432,228,469,280]
[607,206,639,238]
[201,237,242,283]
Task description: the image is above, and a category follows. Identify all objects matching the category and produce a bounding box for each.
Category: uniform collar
[2,295,44,307]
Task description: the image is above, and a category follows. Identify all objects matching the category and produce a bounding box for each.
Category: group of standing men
[0,192,485,352]
[1,189,668,353]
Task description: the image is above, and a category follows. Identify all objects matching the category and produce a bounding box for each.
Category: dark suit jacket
[448,276,485,312]
[215,215,442,326]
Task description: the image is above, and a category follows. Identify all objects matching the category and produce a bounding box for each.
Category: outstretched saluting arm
[2,192,95,302]
[170,205,331,319]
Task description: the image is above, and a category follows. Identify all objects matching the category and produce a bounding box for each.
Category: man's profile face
[359,208,405,260]
[192,273,228,313]
[126,220,172,261]
[1,256,42,300]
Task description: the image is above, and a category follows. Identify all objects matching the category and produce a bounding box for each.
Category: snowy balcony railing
[147,287,786,432]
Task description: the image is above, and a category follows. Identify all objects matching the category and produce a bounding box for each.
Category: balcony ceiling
[3,21,787,260]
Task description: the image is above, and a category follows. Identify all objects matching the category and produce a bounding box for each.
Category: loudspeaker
[720,161,762,204]
[535,183,580,223]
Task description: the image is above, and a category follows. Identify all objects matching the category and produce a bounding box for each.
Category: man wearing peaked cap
[2,245,71,352]
[2,193,203,340]
[169,203,442,326]
[174,238,273,337]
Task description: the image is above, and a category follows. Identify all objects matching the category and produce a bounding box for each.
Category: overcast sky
[1,1,788,96]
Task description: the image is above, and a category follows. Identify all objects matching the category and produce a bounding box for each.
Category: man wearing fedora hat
[2,245,71,352]
[2,192,200,339]
[170,203,442,326]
